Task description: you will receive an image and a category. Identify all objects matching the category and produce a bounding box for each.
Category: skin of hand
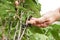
[26,8,60,27]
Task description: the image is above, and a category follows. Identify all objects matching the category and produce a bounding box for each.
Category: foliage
[0,0,60,40]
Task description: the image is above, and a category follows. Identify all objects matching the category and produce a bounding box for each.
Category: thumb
[31,17,38,20]
[36,17,47,23]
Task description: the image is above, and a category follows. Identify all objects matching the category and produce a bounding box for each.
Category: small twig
[13,21,19,40]
[15,14,20,20]
[26,30,30,40]
[2,20,7,40]
[19,27,27,40]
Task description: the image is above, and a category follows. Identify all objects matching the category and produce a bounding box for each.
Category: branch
[17,11,24,40]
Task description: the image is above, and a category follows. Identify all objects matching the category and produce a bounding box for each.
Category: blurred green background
[0,0,60,40]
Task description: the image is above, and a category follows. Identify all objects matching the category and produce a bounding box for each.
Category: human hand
[26,9,60,27]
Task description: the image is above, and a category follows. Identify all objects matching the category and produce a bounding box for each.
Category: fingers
[26,19,49,27]
[26,19,36,25]
[26,16,56,27]
[31,17,37,20]
[37,16,48,23]
[40,23,47,27]
[40,17,56,27]
[26,17,38,24]
[26,17,49,27]
[35,22,49,27]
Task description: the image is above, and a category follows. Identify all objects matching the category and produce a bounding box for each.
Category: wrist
[57,13,60,21]
[56,8,60,21]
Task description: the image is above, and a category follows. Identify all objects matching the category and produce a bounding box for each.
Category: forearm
[38,8,60,21]
[55,8,60,21]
